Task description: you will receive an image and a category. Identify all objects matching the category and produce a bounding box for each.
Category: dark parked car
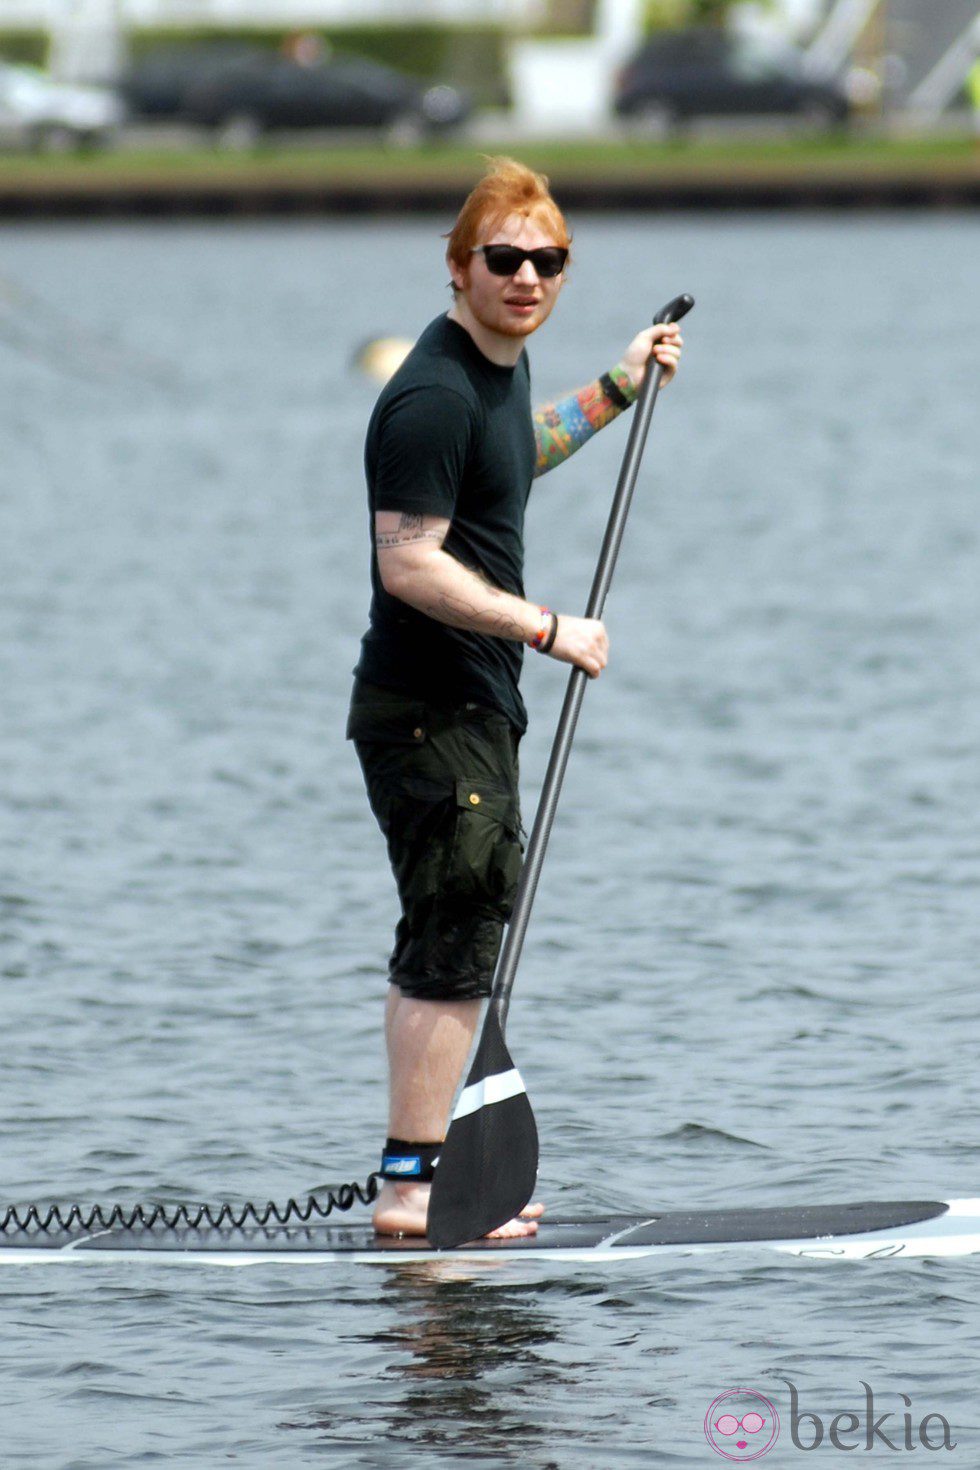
[120,44,259,121]
[121,45,470,147]
[614,30,850,132]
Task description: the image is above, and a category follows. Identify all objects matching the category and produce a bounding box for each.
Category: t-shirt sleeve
[373,384,473,518]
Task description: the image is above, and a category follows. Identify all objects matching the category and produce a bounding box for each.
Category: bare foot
[484,1202,545,1239]
[373,1180,544,1240]
[372,1179,430,1236]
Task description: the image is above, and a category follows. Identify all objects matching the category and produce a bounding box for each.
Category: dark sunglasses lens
[483,247,524,275]
[482,246,567,277]
[532,249,567,277]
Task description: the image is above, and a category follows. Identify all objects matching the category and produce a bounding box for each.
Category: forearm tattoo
[375,511,445,552]
[376,517,529,641]
[435,592,526,642]
[533,364,637,477]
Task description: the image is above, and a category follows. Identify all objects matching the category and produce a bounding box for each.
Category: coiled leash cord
[0,1173,382,1236]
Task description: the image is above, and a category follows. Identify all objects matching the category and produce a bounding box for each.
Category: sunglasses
[471,244,569,279]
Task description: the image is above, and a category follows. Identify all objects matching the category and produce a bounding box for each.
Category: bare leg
[372,985,544,1238]
[385,986,480,1139]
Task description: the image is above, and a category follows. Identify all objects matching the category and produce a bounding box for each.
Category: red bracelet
[530,607,559,653]
[529,606,552,651]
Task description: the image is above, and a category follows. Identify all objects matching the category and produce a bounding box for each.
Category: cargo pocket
[346,693,429,747]
[349,692,446,838]
[357,763,453,886]
[446,778,523,908]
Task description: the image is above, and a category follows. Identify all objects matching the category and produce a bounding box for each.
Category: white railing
[805,0,881,73]
[907,13,980,116]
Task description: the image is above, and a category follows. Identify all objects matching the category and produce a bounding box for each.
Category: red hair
[445,156,571,272]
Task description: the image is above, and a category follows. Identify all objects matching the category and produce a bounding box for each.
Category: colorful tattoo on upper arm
[533,365,636,477]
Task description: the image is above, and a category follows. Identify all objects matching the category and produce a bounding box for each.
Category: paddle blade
[426,1007,538,1250]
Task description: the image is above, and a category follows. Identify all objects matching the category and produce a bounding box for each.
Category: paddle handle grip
[492,293,695,1027]
[654,294,695,326]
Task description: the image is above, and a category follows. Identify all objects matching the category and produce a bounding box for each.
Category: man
[348,157,682,1239]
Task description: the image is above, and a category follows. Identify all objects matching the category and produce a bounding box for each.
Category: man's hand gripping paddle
[427,294,695,1250]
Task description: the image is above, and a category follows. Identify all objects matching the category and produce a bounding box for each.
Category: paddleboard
[1,1199,977,1265]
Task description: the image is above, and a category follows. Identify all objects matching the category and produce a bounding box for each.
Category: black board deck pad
[0,1201,948,1256]
[616,1200,947,1246]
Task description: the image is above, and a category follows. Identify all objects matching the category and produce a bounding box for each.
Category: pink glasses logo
[705,1388,780,1462]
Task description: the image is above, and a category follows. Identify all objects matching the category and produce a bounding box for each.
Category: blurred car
[118,44,261,122]
[613,31,850,132]
[0,62,122,151]
[122,45,470,147]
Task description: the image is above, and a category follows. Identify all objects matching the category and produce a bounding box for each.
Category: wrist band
[529,606,552,651]
[600,369,634,410]
[540,612,559,654]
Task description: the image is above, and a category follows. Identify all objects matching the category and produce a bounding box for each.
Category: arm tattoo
[436,593,526,642]
[375,528,445,550]
[375,512,446,552]
[533,364,636,477]
[377,524,528,642]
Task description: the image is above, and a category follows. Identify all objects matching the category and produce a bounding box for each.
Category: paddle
[426,293,695,1250]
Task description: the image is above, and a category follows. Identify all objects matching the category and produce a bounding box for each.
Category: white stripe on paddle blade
[452,1067,526,1122]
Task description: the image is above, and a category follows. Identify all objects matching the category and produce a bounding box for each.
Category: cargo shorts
[347,679,524,1002]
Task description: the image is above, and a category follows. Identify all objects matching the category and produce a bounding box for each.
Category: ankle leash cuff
[380,1138,442,1182]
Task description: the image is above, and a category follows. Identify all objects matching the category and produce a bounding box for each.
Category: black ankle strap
[380,1138,441,1182]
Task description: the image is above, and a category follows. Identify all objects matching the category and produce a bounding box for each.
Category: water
[1,212,978,1466]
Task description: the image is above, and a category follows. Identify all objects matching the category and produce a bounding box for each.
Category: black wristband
[599,370,632,410]
[540,612,559,654]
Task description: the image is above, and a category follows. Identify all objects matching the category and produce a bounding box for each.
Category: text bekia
[782,1380,955,1452]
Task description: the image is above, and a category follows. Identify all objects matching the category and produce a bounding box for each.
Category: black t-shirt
[354,313,536,733]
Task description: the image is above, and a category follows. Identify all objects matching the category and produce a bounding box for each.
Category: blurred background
[0,0,977,202]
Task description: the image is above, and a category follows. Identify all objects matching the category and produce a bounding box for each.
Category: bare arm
[377,510,539,642]
[375,510,609,677]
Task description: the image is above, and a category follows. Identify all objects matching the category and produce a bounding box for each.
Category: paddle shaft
[492,294,694,1030]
